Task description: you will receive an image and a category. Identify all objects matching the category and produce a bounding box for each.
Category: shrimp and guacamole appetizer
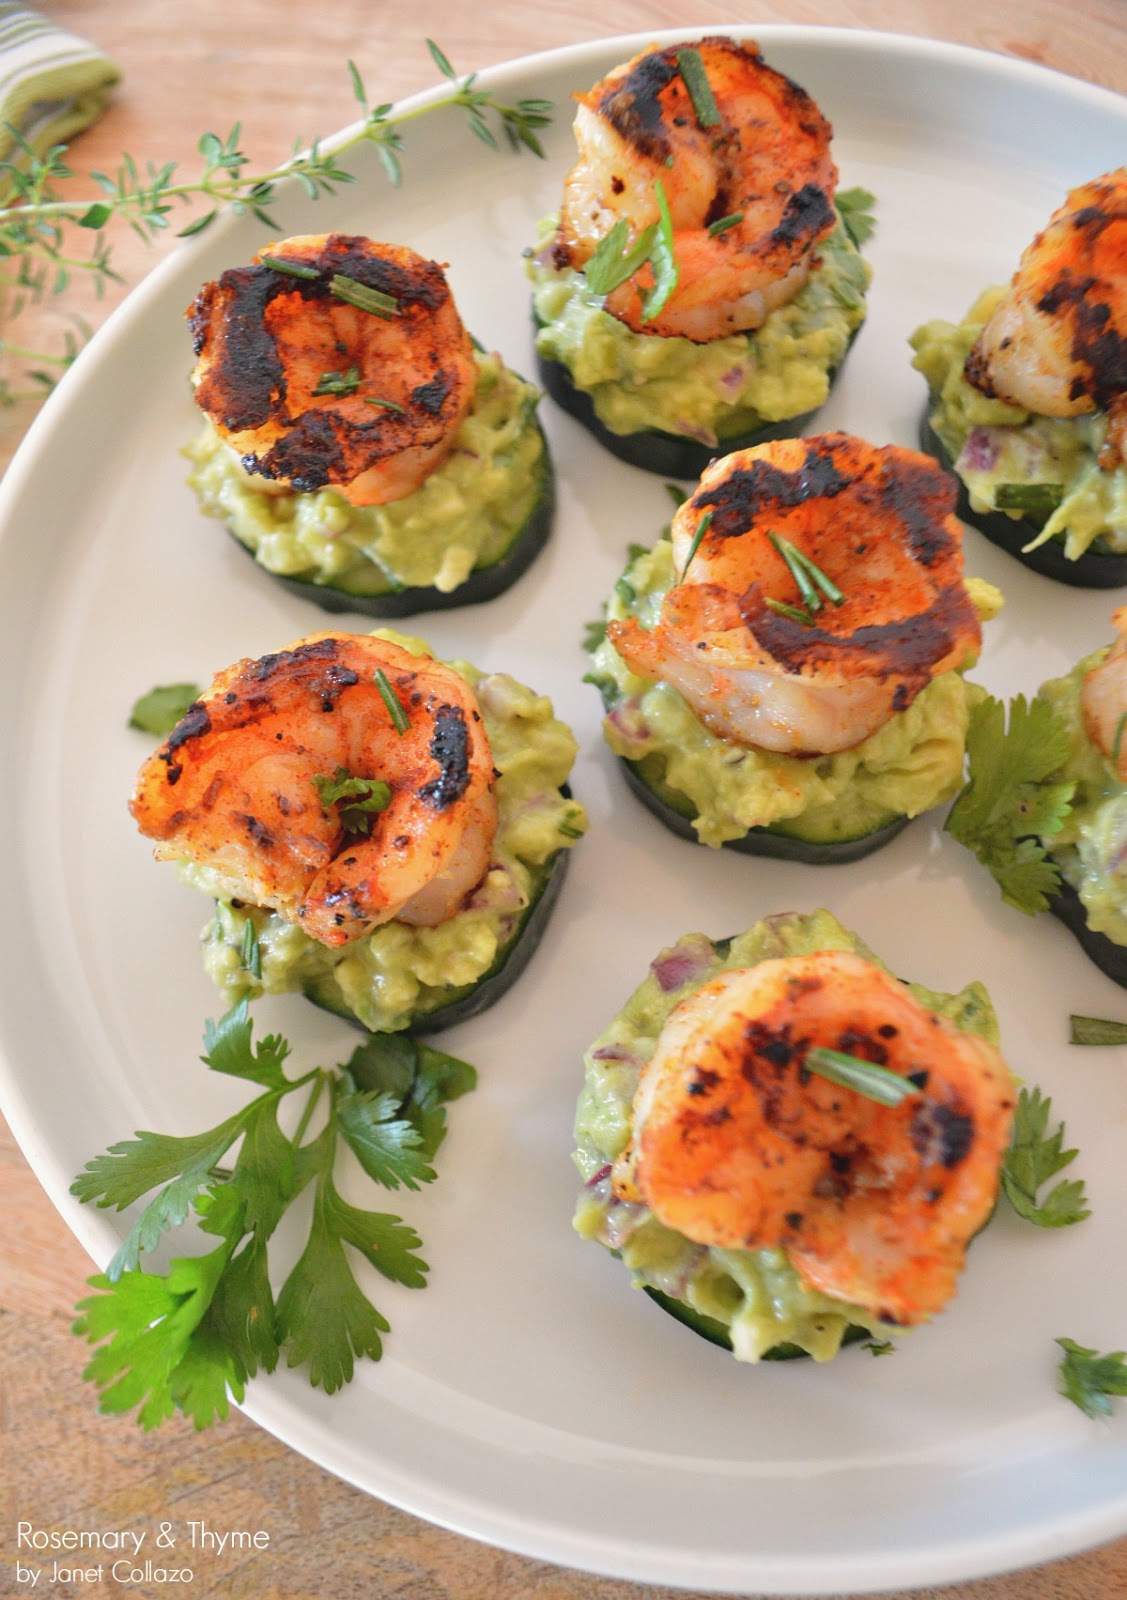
[574,910,1016,1361]
[586,432,1000,862]
[949,606,1127,990]
[185,234,554,614]
[528,36,872,476]
[912,167,1127,586]
[130,630,585,1033]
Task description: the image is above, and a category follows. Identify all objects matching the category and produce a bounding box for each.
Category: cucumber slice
[226,430,555,617]
[643,1286,871,1359]
[302,844,571,1034]
[1047,876,1127,990]
[918,412,1127,590]
[615,746,911,864]
[536,346,826,478]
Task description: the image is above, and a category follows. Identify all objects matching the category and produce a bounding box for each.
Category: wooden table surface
[2,3,1125,1597]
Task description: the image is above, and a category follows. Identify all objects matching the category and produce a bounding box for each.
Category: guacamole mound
[188,631,587,1033]
[910,288,1127,560]
[586,537,1002,848]
[573,908,1000,1362]
[1037,649,1127,946]
[528,214,869,445]
[184,351,549,597]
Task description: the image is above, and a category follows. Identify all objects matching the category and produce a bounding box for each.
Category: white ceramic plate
[2,27,1126,1596]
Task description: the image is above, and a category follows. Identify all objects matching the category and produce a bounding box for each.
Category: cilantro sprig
[71,996,475,1429]
[128,682,202,737]
[835,186,877,250]
[312,766,392,835]
[1056,1338,1127,1419]
[944,693,1075,915]
[1001,1087,1089,1228]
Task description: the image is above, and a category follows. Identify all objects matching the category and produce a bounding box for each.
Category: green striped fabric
[0,2,118,166]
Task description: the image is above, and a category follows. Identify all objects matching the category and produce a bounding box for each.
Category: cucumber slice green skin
[305,843,571,1035]
[616,748,912,865]
[227,426,556,618]
[534,314,862,480]
[918,412,1127,590]
[1047,876,1127,990]
[643,1286,871,1359]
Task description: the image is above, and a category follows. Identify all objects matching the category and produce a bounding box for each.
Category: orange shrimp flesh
[1080,605,1127,780]
[607,434,982,755]
[556,36,838,342]
[615,951,1015,1326]
[964,168,1127,468]
[129,632,497,948]
[188,234,477,506]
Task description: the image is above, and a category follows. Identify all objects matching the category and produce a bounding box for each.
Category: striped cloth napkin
[0,2,118,166]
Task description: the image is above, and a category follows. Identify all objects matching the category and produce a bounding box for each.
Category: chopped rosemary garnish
[259,255,320,281]
[680,510,712,577]
[1069,1013,1127,1046]
[804,1048,919,1107]
[769,531,845,610]
[676,47,721,128]
[707,211,744,237]
[312,767,392,834]
[313,366,362,396]
[239,920,262,980]
[640,178,678,322]
[364,396,406,413]
[995,481,1065,517]
[584,177,679,318]
[764,597,816,627]
[374,668,410,735]
[330,273,398,318]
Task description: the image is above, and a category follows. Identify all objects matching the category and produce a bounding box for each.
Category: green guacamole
[573,908,1000,1362]
[186,631,587,1033]
[586,537,1002,847]
[1037,648,1127,945]
[528,214,869,446]
[910,288,1127,560]
[184,351,549,598]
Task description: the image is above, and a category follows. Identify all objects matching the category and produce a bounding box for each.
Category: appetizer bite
[948,607,1127,988]
[185,234,554,614]
[574,909,1016,1360]
[585,433,1000,861]
[528,36,872,476]
[130,629,586,1032]
[911,168,1127,587]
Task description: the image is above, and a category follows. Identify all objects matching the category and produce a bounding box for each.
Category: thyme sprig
[0,41,552,405]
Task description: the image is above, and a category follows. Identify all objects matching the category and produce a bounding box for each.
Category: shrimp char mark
[128,632,498,948]
[558,36,838,342]
[616,950,1016,1326]
[187,233,477,506]
[964,167,1127,467]
[607,433,982,756]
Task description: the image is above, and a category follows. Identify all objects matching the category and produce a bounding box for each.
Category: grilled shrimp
[556,36,838,342]
[1080,605,1127,780]
[614,950,1015,1325]
[607,434,982,755]
[188,234,477,507]
[130,632,498,947]
[964,168,1127,467]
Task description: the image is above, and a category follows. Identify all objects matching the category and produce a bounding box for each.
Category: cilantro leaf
[74,1234,241,1430]
[1056,1337,1127,1418]
[311,766,392,835]
[128,682,201,736]
[343,1032,476,1162]
[944,693,1075,914]
[836,186,877,249]
[202,999,290,1086]
[1002,1087,1090,1228]
[337,1084,433,1191]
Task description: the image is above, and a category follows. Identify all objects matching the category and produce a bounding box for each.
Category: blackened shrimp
[130,632,497,947]
[188,234,476,506]
[607,434,982,755]
[557,36,838,342]
[614,950,1015,1325]
[964,169,1127,467]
